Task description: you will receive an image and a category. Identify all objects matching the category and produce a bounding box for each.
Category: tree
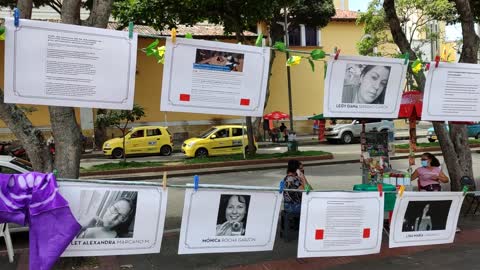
[95,104,146,162]
[0,0,116,178]
[382,0,477,190]
[112,0,335,156]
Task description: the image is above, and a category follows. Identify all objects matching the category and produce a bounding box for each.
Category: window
[215,129,230,138]
[232,128,245,137]
[288,26,301,46]
[130,129,144,138]
[147,128,161,136]
[305,26,317,46]
[0,166,21,174]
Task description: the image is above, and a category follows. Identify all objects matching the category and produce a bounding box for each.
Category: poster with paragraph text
[298,192,384,258]
[160,38,271,117]
[178,185,282,254]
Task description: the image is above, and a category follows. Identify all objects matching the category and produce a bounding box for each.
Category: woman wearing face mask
[342,65,391,104]
[216,195,249,236]
[411,153,449,191]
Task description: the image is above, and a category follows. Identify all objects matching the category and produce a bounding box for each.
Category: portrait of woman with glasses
[77,191,137,239]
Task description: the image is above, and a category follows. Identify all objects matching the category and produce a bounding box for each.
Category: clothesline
[57,178,478,195]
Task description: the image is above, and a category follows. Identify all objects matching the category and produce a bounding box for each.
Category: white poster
[59,180,168,257]
[422,62,480,121]
[4,18,137,109]
[389,192,464,248]
[161,38,271,117]
[178,185,282,254]
[298,192,384,258]
[323,56,407,119]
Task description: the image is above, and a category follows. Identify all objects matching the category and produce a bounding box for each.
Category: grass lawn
[80,150,330,173]
[395,139,480,149]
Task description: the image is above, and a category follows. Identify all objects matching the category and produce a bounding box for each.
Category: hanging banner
[178,185,282,254]
[160,38,271,117]
[4,18,137,109]
[298,192,384,258]
[422,62,480,121]
[60,181,167,257]
[323,56,407,119]
[389,192,464,248]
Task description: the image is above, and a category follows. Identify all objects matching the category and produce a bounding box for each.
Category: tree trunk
[94,109,108,149]
[383,0,475,190]
[0,0,54,172]
[246,116,256,156]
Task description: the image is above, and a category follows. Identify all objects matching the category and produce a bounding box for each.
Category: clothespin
[185,33,193,39]
[193,175,199,192]
[128,22,134,39]
[305,184,312,195]
[403,53,410,65]
[425,63,431,71]
[398,185,405,198]
[14,8,20,27]
[434,55,440,68]
[171,28,177,43]
[377,184,383,197]
[463,185,469,196]
[162,171,167,190]
[334,47,341,60]
[53,169,58,178]
[279,180,285,194]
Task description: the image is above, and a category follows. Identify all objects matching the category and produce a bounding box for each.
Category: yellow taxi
[182,125,257,158]
[103,126,173,158]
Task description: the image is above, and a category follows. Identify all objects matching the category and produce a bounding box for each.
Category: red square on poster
[240,98,250,106]
[315,229,324,240]
[179,94,190,102]
[363,228,371,238]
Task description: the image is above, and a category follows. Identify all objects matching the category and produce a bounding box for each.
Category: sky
[348,0,462,41]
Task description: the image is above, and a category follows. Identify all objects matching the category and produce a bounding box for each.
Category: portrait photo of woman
[216,194,250,236]
[342,64,391,105]
[76,190,137,239]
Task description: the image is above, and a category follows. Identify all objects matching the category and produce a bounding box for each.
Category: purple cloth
[0,172,81,270]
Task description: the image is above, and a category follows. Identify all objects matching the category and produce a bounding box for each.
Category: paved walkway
[1,217,479,270]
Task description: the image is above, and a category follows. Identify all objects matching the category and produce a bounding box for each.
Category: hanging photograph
[59,180,168,257]
[422,62,480,121]
[161,38,271,117]
[178,186,282,254]
[323,55,407,118]
[298,192,384,258]
[4,18,137,109]
[389,192,464,248]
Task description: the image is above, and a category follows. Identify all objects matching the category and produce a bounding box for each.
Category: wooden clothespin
[377,184,383,197]
[398,185,405,198]
[162,171,167,190]
[171,28,177,43]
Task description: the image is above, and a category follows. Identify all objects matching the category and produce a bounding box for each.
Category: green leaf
[310,49,325,60]
[308,59,315,72]
[255,33,263,47]
[146,39,159,51]
[185,33,193,39]
[273,41,287,52]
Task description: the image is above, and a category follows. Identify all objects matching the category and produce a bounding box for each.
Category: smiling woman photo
[342,64,391,104]
[216,194,250,236]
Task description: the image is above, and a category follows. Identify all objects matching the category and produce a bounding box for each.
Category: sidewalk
[1,217,478,270]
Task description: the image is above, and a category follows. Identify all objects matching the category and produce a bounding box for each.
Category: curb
[79,152,441,181]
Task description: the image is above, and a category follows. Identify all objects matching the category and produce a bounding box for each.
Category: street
[159,151,480,231]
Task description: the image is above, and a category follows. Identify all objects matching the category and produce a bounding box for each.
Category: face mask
[421,160,428,167]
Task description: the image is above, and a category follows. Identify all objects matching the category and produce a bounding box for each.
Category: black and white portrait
[216,194,251,236]
[341,64,391,105]
[76,190,138,239]
[402,200,452,232]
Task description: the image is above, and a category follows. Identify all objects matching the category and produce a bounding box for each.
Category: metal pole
[284,7,294,131]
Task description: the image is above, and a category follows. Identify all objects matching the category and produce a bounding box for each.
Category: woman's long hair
[287,159,301,174]
[359,65,389,104]
[422,152,441,167]
[111,197,137,238]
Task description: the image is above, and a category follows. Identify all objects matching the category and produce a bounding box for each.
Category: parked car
[325,119,394,144]
[182,125,257,158]
[427,123,480,142]
[102,126,173,158]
